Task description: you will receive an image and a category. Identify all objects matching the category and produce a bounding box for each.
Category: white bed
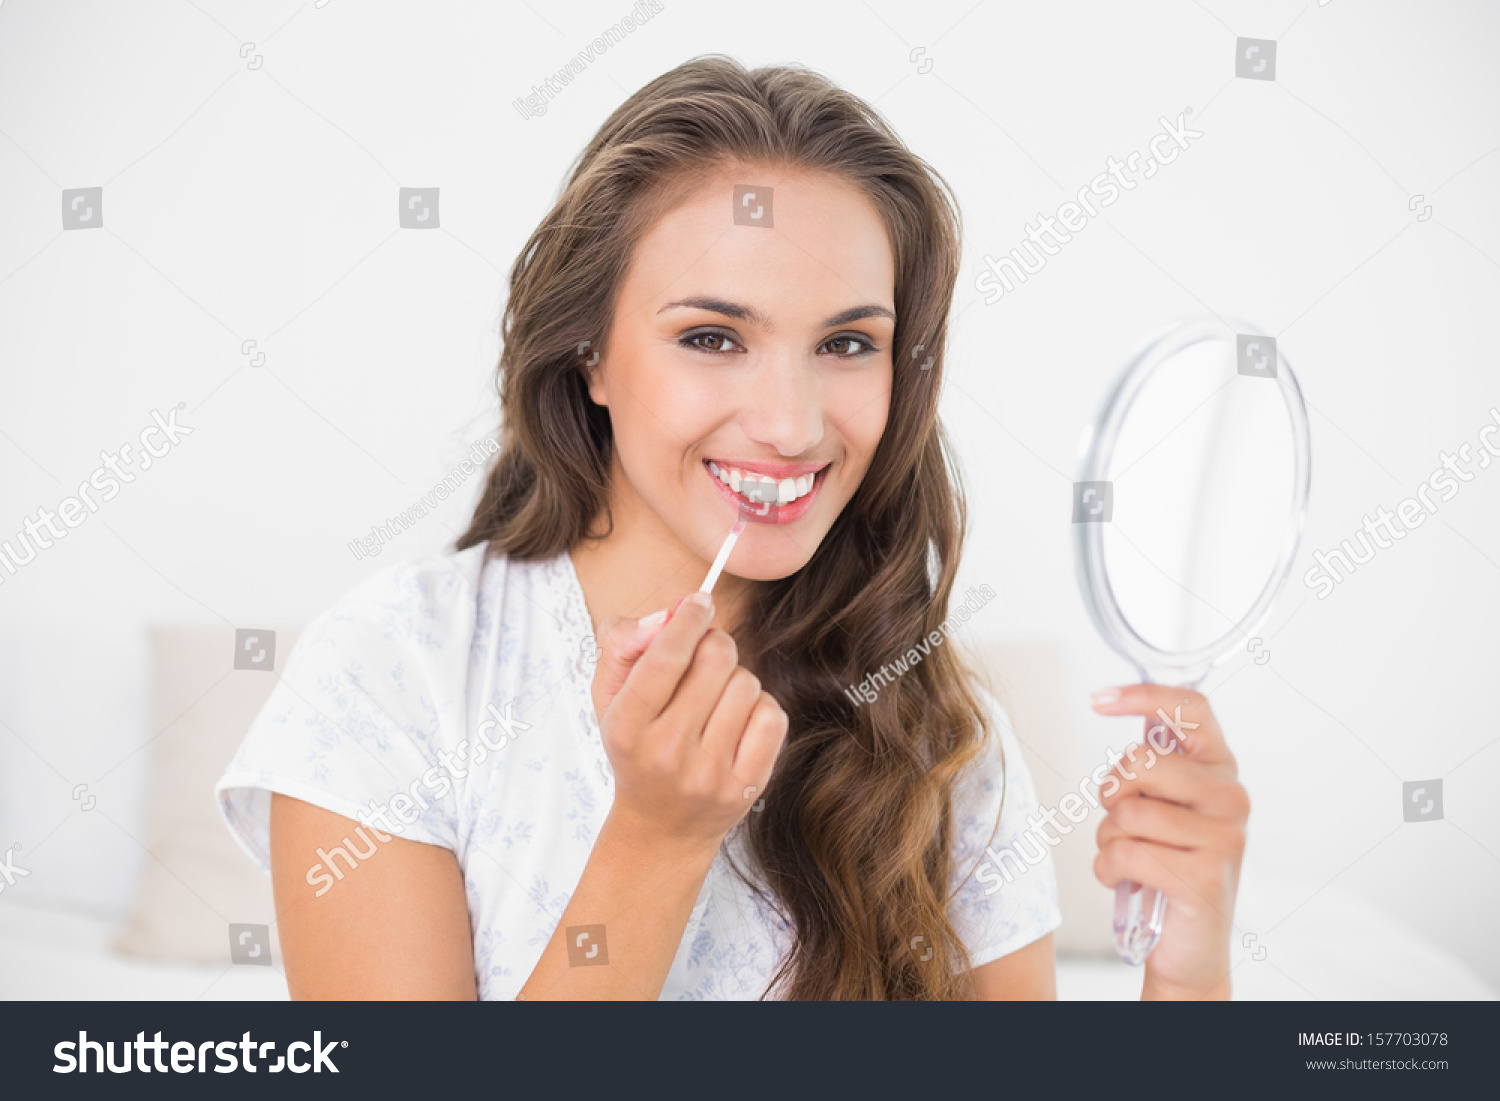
[3,875,1492,1001]
[1053,874,1500,1001]
[0,898,288,1001]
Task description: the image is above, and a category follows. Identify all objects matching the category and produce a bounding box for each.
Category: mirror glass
[1101,338,1297,657]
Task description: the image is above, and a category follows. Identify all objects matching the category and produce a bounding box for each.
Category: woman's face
[586,166,895,582]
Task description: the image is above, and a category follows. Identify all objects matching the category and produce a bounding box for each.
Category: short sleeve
[215,554,479,872]
[947,684,1063,968]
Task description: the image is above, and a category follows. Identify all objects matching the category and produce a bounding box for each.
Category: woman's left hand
[1090,685,1249,1000]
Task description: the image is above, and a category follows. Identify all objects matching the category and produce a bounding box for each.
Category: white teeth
[708,462,820,505]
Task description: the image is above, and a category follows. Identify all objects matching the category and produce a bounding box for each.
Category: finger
[1093,834,1213,906]
[1096,745,1199,807]
[604,594,715,736]
[1089,685,1232,767]
[657,628,740,741]
[732,691,789,790]
[591,610,669,715]
[662,587,711,625]
[1098,748,1246,819]
[700,667,761,764]
[1097,794,1227,851]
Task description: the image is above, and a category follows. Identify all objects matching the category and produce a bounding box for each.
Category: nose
[737,346,824,457]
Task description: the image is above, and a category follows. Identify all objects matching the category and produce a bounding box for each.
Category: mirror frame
[1073,316,1312,685]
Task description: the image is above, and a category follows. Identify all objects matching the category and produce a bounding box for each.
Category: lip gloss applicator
[666,481,781,621]
[699,475,782,594]
[663,518,742,624]
[699,518,746,595]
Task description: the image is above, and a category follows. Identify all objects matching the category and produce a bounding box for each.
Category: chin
[712,516,827,582]
[730,545,815,582]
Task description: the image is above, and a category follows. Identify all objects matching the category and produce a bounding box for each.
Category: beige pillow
[113,627,298,964]
[961,639,1117,956]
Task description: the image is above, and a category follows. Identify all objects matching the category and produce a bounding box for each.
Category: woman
[217,56,1247,1000]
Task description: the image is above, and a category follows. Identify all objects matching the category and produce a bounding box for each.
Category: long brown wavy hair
[458,55,998,999]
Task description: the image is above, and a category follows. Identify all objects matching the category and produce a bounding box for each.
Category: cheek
[829,372,892,474]
[605,358,717,482]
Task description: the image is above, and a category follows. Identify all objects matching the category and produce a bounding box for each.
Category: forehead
[617,167,897,323]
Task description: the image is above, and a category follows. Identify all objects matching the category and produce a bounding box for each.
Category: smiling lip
[702,459,830,525]
[706,458,829,479]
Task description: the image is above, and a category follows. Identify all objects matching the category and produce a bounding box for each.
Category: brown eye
[683,331,740,353]
[823,335,871,356]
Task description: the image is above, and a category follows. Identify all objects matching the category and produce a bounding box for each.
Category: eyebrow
[658,296,896,330]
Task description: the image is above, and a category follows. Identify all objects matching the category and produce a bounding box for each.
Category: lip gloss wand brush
[699,518,746,595]
[663,516,747,625]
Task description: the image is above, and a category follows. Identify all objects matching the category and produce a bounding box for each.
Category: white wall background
[1,0,1496,990]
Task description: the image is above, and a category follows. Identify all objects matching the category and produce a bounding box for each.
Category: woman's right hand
[590,592,788,851]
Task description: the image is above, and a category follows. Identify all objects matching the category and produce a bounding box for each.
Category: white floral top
[215,544,1061,999]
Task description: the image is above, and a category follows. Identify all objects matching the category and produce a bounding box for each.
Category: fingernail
[638,608,667,631]
[686,591,713,610]
[1091,687,1120,706]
